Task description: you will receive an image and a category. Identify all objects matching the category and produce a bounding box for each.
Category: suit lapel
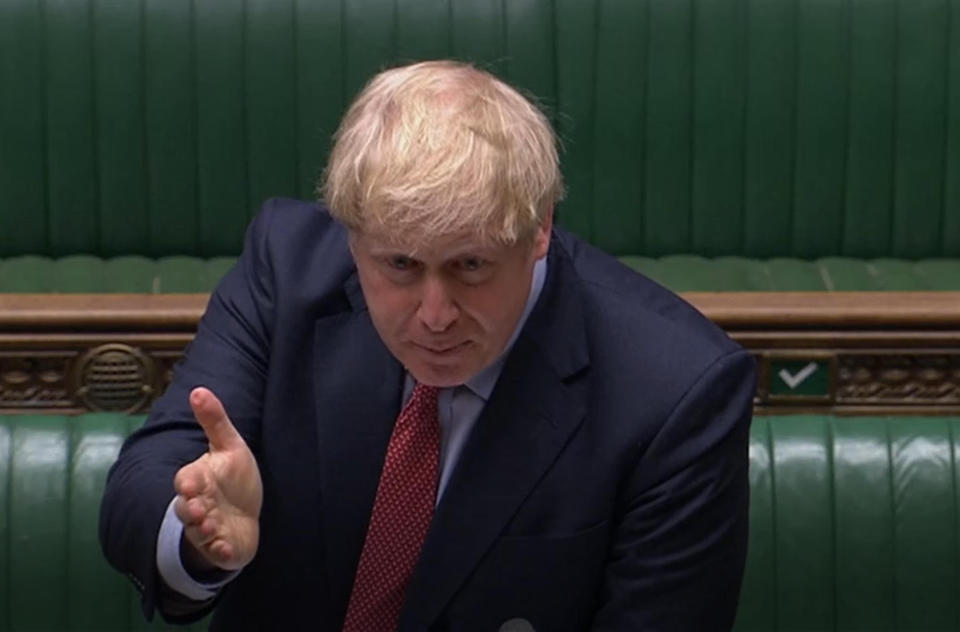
[400,242,590,630]
[312,273,405,624]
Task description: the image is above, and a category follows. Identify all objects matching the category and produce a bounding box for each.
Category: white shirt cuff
[156,497,240,601]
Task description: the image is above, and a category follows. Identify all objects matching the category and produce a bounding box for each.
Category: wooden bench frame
[2,293,958,415]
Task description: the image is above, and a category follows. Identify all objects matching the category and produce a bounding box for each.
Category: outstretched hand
[174,387,263,572]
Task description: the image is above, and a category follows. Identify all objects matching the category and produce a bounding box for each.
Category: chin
[398,342,488,387]
[408,366,471,388]
[406,359,481,388]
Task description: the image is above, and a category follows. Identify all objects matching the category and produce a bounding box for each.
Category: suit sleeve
[591,348,756,632]
[98,200,279,623]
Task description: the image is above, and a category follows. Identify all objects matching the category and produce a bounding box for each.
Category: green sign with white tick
[769,359,830,397]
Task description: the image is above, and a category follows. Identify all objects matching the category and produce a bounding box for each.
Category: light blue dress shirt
[157,257,548,600]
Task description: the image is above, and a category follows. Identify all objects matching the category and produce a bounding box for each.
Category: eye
[458,257,484,272]
[378,255,421,283]
[450,256,493,283]
[387,255,416,271]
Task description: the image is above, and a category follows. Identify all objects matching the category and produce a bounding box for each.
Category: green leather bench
[0,415,205,632]
[1,0,959,286]
[1,414,958,631]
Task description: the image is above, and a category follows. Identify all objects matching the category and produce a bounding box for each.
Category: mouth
[413,341,471,356]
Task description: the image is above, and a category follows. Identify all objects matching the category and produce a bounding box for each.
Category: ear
[347,231,359,259]
[532,209,553,260]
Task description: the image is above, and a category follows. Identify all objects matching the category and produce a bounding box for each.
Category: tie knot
[411,382,439,400]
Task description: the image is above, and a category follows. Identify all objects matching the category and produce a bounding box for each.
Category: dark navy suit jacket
[100,198,756,631]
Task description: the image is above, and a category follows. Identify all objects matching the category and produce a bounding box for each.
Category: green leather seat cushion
[2,255,959,292]
[2,413,958,630]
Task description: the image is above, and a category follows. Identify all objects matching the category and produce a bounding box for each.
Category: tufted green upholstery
[1,0,958,260]
[1,413,958,630]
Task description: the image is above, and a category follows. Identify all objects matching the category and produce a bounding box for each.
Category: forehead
[351,228,512,260]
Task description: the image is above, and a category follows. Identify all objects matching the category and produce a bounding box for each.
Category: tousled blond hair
[320,60,564,247]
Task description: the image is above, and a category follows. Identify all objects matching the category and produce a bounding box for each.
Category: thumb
[190,387,244,452]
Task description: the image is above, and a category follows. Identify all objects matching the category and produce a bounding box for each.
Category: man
[100,60,755,631]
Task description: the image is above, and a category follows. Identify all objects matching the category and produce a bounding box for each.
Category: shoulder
[248,197,348,260]
[547,228,749,412]
[552,227,739,357]
[241,197,357,308]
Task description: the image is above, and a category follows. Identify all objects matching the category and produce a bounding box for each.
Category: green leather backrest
[1,0,958,260]
[1,413,958,630]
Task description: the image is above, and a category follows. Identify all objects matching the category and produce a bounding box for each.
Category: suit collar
[343,270,366,313]
[518,233,590,380]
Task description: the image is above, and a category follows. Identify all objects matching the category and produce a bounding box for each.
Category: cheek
[461,286,522,335]
[359,273,416,332]
[479,266,537,334]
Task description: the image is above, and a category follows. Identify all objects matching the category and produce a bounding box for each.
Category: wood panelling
[2,293,959,415]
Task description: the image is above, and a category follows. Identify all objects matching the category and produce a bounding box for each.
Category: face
[349,215,552,387]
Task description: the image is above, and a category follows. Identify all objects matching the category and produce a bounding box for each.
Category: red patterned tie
[342,382,441,632]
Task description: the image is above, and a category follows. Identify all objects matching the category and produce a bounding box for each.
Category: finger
[174,461,209,498]
[190,387,245,452]
[183,515,219,548]
[209,540,233,564]
[174,495,209,527]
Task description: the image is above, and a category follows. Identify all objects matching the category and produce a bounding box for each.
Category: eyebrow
[368,248,418,260]
[368,245,496,260]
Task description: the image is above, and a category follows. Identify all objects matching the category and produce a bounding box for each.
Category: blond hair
[321,60,563,247]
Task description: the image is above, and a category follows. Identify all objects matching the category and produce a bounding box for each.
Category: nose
[417,275,459,333]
